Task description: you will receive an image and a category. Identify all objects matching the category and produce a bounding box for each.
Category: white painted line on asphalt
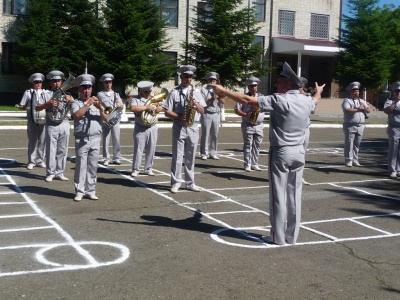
[0,226,54,233]
[0,165,130,278]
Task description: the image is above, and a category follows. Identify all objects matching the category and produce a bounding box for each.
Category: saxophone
[249,93,260,126]
[185,84,197,127]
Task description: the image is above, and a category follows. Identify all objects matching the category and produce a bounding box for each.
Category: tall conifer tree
[183,0,268,88]
[93,0,173,91]
[335,0,394,89]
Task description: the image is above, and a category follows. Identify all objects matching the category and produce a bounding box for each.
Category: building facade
[0,0,342,103]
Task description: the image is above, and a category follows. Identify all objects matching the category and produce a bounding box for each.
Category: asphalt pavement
[0,113,399,299]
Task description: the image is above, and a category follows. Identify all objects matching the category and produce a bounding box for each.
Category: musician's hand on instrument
[49,99,57,108]
[65,95,73,102]
[155,105,163,113]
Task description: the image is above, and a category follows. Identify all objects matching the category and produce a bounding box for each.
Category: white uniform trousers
[200,113,220,157]
[343,123,365,164]
[387,126,400,173]
[74,136,100,197]
[241,123,264,168]
[132,124,158,173]
[27,118,46,165]
[102,123,121,161]
[268,145,305,245]
[45,120,70,177]
[171,123,199,189]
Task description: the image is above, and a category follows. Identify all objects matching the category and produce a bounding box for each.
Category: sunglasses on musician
[33,81,42,84]
[81,85,92,89]
[104,81,112,84]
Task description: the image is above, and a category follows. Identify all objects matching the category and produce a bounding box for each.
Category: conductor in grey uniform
[209,62,325,245]
[342,82,371,167]
[130,81,163,177]
[71,74,108,202]
[235,77,265,172]
[97,73,123,166]
[17,73,47,170]
[35,70,73,182]
[163,65,207,193]
[384,82,400,178]
[199,72,225,160]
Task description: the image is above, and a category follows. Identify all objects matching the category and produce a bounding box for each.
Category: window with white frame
[2,42,18,74]
[3,0,28,15]
[156,0,178,27]
[310,14,329,39]
[252,0,265,22]
[278,10,295,36]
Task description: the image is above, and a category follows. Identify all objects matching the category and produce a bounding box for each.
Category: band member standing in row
[163,65,206,193]
[97,73,123,166]
[71,74,108,202]
[35,70,73,182]
[209,62,325,245]
[383,82,400,178]
[130,81,163,177]
[342,82,371,167]
[235,77,264,172]
[18,73,47,170]
[200,72,225,160]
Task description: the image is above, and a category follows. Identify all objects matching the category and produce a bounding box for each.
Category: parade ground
[0,119,399,299]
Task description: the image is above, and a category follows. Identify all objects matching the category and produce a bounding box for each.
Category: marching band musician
[71,74,108,202]
[383,82,400,178]
[17,73,47,170]
[199,72,225,160]
[35,70,73,182]
[130,81,163,177]
[342,82,371,167]
[209,62,325,245]
[97,73,123,166]
[163,65,207,193]
[234,77,265,172]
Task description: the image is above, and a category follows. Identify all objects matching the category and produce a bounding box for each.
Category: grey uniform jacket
[258,90,316,147]
[71,100,103,137]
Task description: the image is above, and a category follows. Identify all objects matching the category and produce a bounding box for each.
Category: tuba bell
[141,88,169,125]
[47,73,76,123]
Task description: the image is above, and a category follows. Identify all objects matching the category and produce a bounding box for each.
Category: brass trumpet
[97,98,113,114]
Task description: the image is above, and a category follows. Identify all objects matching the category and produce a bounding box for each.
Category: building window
[162,51,177,66]
[197,1,211,23]
[156,0,178,27]
[3,0,28,15]
[252,0,265,22]
[2,42,18,74]
[310,14,329,39]
[278,10,295,36]
[252,36,264,65]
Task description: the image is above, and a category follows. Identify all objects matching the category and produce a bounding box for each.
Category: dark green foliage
[14,0,100,77]
[13,0,173,93]
[335,0,398,90]
[182,0,269,89]
[92,0,174,91]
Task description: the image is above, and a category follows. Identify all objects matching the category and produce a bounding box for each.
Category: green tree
[14,0,100,77]
[182,0,268,88]
[14,0,60,74]
[388,6,400,82]
[92,0,174,92]
[335,0,395,90]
